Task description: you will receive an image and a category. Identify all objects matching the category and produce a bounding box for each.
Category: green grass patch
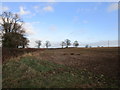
[20,56,64,72]
[3,56,119,88]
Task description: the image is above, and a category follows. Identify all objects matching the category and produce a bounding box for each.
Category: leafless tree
[0,12,29,48]
[45,41,51,48]
[61,41,65,48]
[0,12,24,34]
[35,40,42,48]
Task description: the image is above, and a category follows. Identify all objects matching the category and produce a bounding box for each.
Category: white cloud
[43,6,54,12]
[18,6,31,15]
[23,22,36,35]
[23,21,41,35]
[107,3,118,12]
[33,5,54,14]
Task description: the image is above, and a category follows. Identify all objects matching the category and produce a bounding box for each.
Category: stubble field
[2,47,120,88]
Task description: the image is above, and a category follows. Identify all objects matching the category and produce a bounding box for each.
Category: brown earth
[2,47,120,81]
[2,48,44,62]
[31,47,119,81]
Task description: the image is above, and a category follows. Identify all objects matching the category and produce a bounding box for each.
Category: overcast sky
[1,2,118,48]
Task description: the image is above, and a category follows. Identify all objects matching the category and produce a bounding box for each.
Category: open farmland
[2,47,120,88]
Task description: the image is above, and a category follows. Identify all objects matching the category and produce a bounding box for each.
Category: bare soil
[31,47,119,80]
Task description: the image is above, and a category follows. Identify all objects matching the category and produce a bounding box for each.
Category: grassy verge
[3,56,119,88]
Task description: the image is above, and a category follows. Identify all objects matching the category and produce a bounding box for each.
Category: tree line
[35,39,79,48]
[35,40,51,48]
[0,11,90,49]
[0,12,80,49]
